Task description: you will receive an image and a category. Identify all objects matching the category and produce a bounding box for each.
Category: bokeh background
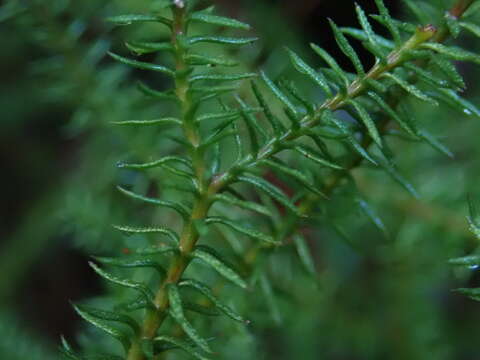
[1,0,480,359]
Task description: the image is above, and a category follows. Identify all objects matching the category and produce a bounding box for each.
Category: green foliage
[37,0,480,359]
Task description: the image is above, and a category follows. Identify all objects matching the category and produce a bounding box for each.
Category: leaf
[367,92,417,137]
[113,225,180,244]
[117,156,192,171]
[459,22,480,38]
[213,193,272,216]
[322,110,378,165]
[293,234,316,275]
[339,28,394,50]
[295,145,343,170]
[431,56,466,90]
[421,43,480,65]
[192,248,247,289]
[379,160,419,198]
[188,36,258,46]
[403,63,449,88]
[381,73,438,105]
[108,52,174,76]
[154,336,210,360]
[106,14,171,27]
[348,99,382,147]
[89,262,154,300]
[115,294,150,312]
[356,198,388,237]
[74,305,139,333]
[111,117,181,127]
[453,287,480,301]
[468,196,480,239]
[94,256,166,275]
[137,81,177,100]
[189,12,250,30]
[449,255,480,267]
[286,48,332,96]
[73,305,130,350]
[260,71,298,118]
[190,73,257,83]
[374,0,401,44]
[125,41,173,55]
[418,129,454,158]
[135,245,179,256]
[186,54,238,67]
[251,81,286,135]
[355,3,382,56]
[167,284,212,353]
[445,12,461,38]
[310,44,349,88]
[179,279,247,323]
[117,186,189,219]
[261,158,327,198]
[237,175,300,215]
[205,216,277,245]
[329,19,365,76]
[434,88,480,119]
[259,274,282,324]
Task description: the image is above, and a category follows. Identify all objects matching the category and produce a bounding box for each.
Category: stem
[126,1,475,358]
[210,26,437,194]
[126,4,212,359]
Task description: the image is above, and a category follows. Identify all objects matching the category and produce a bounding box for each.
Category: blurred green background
[1,0,480,359]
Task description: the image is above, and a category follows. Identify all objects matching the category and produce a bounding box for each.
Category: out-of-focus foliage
[1,0,480,360]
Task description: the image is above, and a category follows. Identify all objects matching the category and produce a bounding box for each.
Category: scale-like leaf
[189,12,250,30]
[329,19,365,76]
[108,52,174,76]
[287,48,332,96]
[179,279,247,323]
[205,216,277,244]
[238,175,300,215]
[192,248,247,289]
[168,284,212,353]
